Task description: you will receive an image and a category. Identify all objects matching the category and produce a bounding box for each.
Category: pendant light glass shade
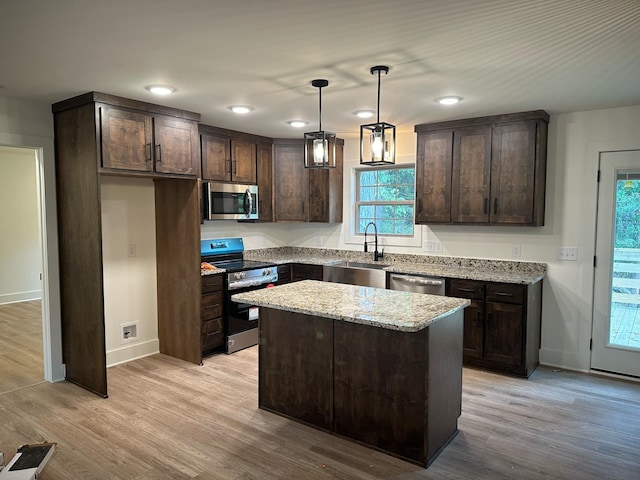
[360,66,396,166]
[304,79,336,168]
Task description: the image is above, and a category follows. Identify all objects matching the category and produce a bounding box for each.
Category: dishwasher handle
[390,274,443,286]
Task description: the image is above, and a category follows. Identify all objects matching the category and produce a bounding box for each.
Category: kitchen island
[232,280,469,467]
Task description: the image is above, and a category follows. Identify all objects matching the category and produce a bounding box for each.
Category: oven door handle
[243,188,253,218]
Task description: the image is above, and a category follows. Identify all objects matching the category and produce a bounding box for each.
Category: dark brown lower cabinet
[258,306,464,467]
[276,264,292,284]
[447,278,542,377]
[201,274,224,356]
[291,263,323,281]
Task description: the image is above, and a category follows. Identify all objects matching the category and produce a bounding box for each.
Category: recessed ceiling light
[229,105,254,114]
[287,120,308,128]
[147,85,175,95]
[354,110,375,119]
[436,96,461,105]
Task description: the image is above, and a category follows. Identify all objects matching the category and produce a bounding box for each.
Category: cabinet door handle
[493,198,498,214]
[494,292,513,297]
[145,143,152,162]
[418,199,423,214]
[204,304,220,309]
[226,158,231,174]
[233,159,237,175]
[484,198,488,214]
[476,310,482,327]
[458,287,475,293]
[155,144,162,162]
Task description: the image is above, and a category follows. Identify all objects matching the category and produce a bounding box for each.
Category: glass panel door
[592,150,640,377]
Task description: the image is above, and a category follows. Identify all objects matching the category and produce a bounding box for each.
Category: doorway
[0,145,43,392]
[592,149,640,377]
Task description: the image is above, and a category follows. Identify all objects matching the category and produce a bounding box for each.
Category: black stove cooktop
[203,258,276,273]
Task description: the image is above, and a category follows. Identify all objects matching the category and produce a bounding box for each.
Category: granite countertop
[244,247,546,285]
[231,280,470,332]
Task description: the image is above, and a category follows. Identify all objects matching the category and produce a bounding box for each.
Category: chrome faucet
[364,221,384,261]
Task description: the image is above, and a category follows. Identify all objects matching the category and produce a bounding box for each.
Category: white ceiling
[1,0,639,139]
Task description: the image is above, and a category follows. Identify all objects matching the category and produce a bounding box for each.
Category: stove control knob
[234,272,245,280]
[262,268,272,276]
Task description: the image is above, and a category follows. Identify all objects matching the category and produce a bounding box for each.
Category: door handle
[155,144,162,162]
[493,198,498,214]
[244,188,253,217]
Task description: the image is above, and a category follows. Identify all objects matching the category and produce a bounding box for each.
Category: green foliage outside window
[356,166,415,235]
[615,179,640,248]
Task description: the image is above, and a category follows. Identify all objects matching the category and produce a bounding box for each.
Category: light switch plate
[557,246,578,261]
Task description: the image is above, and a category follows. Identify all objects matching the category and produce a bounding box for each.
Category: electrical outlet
[434,241,443,253]
[423,241,435,252]
[557,247,578,261]
[120,322,138,344]
[128,244,136,257]
[512,245,521,258]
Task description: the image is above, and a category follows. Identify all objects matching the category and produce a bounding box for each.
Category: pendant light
[304,79,336,168]
[360,65,396,166]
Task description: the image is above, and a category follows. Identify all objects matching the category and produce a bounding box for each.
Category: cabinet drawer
[202,274,223,293]
[486,283,524,305]
[448,279,484,300]
[201,292,223,320]
[277,264,292,284]
[202,318,224,351]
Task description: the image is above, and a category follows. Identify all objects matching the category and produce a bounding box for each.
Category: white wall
[0,95,63,382]
[100,177,159,366]
[0,146,41,303]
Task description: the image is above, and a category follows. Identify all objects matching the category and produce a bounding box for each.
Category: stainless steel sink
[322,261,389,288]
[343,261,389,270]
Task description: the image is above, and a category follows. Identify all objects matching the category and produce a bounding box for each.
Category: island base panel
[334,311,463,466]
[258,306,464,467]
[259,309,333,430]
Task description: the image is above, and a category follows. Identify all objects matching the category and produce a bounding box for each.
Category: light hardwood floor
[1,346,639,479]
[0,300,44,394]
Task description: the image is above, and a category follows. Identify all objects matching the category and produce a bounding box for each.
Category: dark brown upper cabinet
[415,110,549,226]
[415,130,453,224]
[200,124,263,184]
[256,143,274,222]
[99,102,200,177]
[273,138,344,223]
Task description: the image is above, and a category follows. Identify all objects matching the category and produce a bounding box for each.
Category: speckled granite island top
[231,280,469,332]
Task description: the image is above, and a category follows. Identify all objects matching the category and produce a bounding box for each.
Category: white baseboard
[106,339,159,367]
[539,348,587,372]
[0,290,42,305]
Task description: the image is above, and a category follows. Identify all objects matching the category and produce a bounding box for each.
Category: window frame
[345,163,423,248]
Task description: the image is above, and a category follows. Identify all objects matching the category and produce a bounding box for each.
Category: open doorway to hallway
[0,145,44,393]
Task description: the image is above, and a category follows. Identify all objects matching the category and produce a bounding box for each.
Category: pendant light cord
[376,69,381,124]
[318,85,322,131]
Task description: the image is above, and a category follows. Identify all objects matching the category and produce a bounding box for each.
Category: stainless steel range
[201,238,277,354]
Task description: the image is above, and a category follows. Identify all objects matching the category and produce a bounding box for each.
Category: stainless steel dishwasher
[388,273,445,295]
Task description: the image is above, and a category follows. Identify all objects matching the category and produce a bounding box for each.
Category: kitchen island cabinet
[233,280,469,467]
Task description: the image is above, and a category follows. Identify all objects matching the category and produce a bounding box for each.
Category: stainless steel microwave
[204,182,258,220]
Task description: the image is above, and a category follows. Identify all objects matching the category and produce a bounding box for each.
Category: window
[355,165,415,236]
